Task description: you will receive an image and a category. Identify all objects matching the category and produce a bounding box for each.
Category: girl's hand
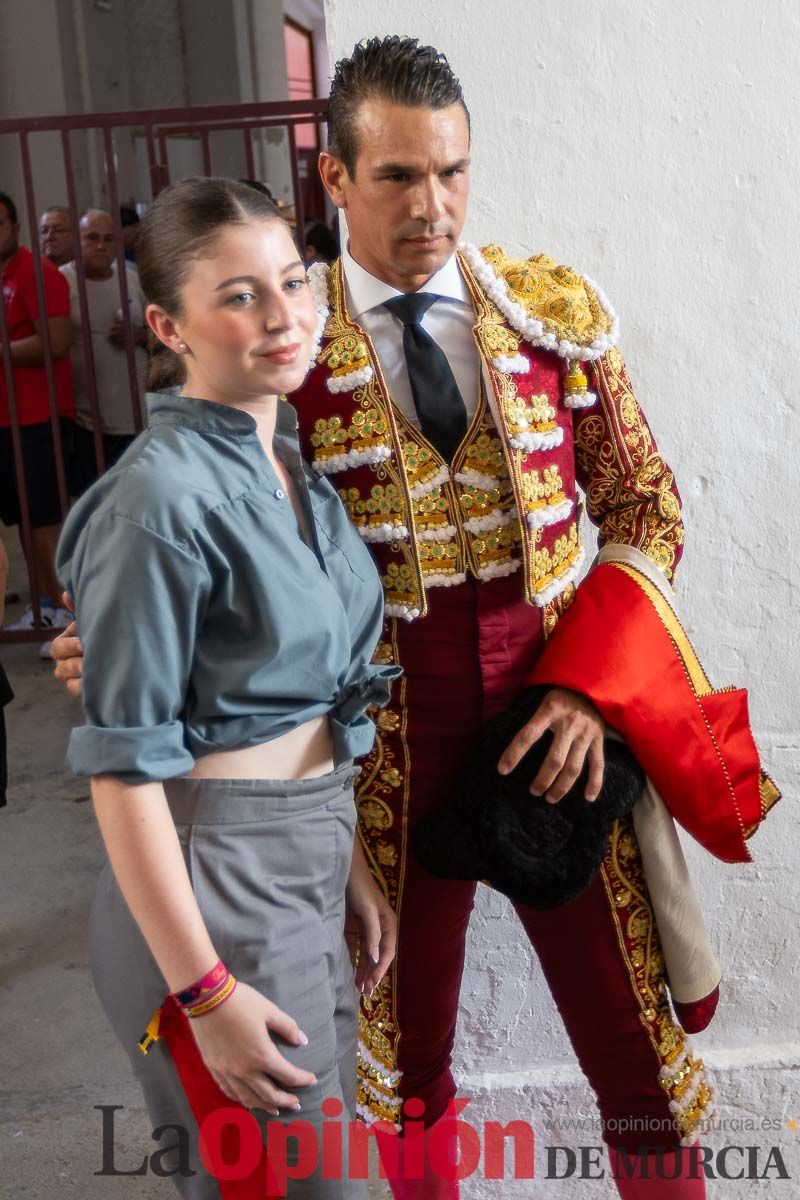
[188,980,317,1115]
[344,837,396,995]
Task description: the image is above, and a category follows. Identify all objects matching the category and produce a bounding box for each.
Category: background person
[119,204,140,264]
[0,535,12,808]
[0,190,74,632]
[39,205,75,269]
[61,208,148,495]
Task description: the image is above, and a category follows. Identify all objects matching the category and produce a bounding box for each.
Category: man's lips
[402,234,450,250]
[257,343,301,364]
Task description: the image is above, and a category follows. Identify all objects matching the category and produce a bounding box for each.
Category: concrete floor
[0,536,389,1199]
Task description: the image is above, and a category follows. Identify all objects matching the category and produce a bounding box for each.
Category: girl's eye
[228,291,256,306]
[285,277,308,292]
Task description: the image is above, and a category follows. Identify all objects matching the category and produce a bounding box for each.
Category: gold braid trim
[575,347,685,581]
[600,816,715,1146]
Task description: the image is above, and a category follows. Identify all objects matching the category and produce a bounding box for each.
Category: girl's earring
[178,342,188,352]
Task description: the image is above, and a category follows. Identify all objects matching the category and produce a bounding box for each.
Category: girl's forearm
[91,774,218,993]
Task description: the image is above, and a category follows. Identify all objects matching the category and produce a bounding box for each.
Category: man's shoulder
[458,242,618,359]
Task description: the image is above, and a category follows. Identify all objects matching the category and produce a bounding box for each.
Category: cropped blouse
[56,391,399,785]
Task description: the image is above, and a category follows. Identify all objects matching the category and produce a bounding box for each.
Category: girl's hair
[137,177,285,391]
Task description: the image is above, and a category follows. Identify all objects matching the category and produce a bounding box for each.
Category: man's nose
[411,177,446,225]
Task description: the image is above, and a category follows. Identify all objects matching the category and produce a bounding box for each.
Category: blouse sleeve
[57,510,211,784]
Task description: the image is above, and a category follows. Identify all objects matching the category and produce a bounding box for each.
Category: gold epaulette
[478,244,617,356]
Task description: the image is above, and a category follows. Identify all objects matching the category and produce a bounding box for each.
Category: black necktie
[383,293,468,462]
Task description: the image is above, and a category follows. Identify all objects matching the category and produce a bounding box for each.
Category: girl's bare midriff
[185,714,335,781]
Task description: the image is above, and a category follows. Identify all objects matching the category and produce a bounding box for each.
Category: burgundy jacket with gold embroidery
[293,243,684,624]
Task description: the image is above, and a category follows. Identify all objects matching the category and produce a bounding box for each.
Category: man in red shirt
[1,190,75,630]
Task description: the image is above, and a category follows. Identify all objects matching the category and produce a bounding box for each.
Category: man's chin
[395,237,454,276]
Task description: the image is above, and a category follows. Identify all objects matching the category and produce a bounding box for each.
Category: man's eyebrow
[214,263,303,291]
[375,157,471,175]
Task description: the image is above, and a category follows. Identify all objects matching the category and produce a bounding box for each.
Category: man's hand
[108,319,148,350]
[344,837,396,996]
[50,591,84,698]
[497,687,605,804]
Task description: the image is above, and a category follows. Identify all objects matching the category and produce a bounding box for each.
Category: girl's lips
[259,344,300,364]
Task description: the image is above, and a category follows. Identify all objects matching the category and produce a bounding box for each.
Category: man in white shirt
[60,209,148,495]
[305,37,708,1200]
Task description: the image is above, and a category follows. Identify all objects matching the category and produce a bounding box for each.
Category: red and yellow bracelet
[173,959,238,1019]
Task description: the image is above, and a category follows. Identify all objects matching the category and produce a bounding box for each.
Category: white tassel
[509,427,564,453]
[312,445,392,476]
[424,571,468,589]
[529,545,586,607]
[476,558,522,580]
[525,498,574,529]
[408,464,450,500]
[492,352,529,374]
[417,524,457,542]
[326,365,374,394]
[454,467,500,492]
[356,523,409,544]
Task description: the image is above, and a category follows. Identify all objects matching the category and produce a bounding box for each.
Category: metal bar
[19,133,70,520]
[0,98,329,135]
[144,122,166,199]
[159,114,327,137]
[201,129,212,176]
[286,124,306,260]
[243,126,255,179]
[102,125,143,433]
[158,128,169,186]
[0,213,42,631]
[61,128,106,478]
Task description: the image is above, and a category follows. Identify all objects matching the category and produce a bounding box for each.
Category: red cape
[525,561,780,863]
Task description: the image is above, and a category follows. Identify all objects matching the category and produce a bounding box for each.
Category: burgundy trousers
[356,576,712,1154]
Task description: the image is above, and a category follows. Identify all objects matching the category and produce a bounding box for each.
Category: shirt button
[275,488,286,500]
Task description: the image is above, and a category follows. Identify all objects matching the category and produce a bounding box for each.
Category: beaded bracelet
[172,959,237,1019]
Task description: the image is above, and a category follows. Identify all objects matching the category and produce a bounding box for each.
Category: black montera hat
[412,685,645,910]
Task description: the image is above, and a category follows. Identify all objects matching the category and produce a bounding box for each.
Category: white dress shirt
[341,243,481,430]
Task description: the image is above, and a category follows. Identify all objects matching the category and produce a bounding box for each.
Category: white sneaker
[50,607,73,630]
[4,602,56,631]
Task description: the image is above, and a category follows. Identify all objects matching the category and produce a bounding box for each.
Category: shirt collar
[342,242,471,321]
[146,390,299,439]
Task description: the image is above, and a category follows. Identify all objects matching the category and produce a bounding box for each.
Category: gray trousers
[88,763,368,1199]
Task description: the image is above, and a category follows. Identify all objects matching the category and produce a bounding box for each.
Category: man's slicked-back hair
[328,36,470,177]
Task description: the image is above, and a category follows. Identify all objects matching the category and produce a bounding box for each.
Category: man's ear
[318,151,349,209]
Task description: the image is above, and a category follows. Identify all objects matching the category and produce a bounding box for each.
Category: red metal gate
[0,97,329,643]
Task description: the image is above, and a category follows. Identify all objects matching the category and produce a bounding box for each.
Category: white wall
[323,2,800,1195]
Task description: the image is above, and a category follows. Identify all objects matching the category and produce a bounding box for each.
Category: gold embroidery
[481,323,522,358]
[419,540,460,575]
[373,641,394,665]
[502,391,558,437]
[411,486,451,535]
[601,817,714,1145]
[356,624,408,1125]
[481,246,615,346]
[337,483,406,533]
[574,352,685,580]
[382,561,419,609]
[322,332,370,378]
[310,407,390,465]
[520,465,568,513]
[463,431,507,478]
[469,525,520,570]
[530,522,581,592]
[401,441,442,493]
